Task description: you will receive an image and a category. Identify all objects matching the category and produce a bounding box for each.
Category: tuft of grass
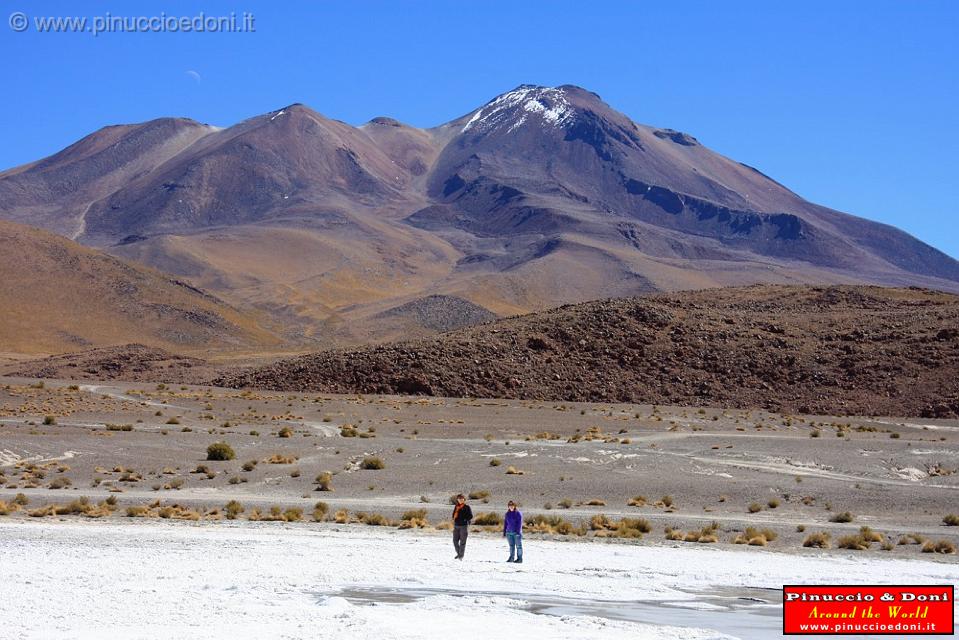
[859,526,883,543]
[166,418,181,425]
[278,426,293,438]
[13,493,29,506]
[921,540,956,554]
[241,460,258,472]
[225,500,244,519]
[837,534,872,551]
[313,501,329,521]
[361,456,384,470]
[402,508,428,522]
[505,465,525,475]
[43,415,56,425]
[315,472,334,491]
[734,526,778,546]
[829,511,854,523]
[558,498,573,509]
[802,532,831,548]
[206,441,235,461]
[943,514,959,526]
[356,511,391,526]
[474,512,502,526]
[747,502,763,513]
[265,454,298,464]
[767,499,780,509]
[627,495,647,507]
[282,507,303,522]
[489,458,501,467]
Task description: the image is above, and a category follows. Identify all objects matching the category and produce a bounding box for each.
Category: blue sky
[2,1,957,258]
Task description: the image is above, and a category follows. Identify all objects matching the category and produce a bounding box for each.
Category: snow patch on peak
[462,86,574,134]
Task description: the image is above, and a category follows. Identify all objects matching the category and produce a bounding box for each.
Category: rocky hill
[215,285,959,418]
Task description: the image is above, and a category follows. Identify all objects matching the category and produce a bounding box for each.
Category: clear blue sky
[2,1,957,258]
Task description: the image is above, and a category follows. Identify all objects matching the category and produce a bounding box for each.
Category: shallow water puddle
[325,585,782,639]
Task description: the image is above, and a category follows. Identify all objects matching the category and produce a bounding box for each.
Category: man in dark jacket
[451,493,473,560]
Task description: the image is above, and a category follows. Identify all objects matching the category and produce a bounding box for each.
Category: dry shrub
[943,514,959,526]
[489,458,501,467]
[921,540,956,554]
[837,534,872,551]
[747,502,763,513]
[664,522,718,543]
[28,496,114,518]
[474,512,502,526]
[402,508,428,521]
[313,501,329,521]
[664,527,684,541]
[627,495,647,507]
[859,526,883,543]
[333,509,349,524]
[265,454,298,464]
[829,511,854,523]
[225,500,244,520]
[435,521,453,530]
[0,501,19,516]
[734,526,777,545]
[315,471,334,491]
[361,457,384,470]
[356,511,391,526]
[898,533,926,545]
[585,499,606,506]
[278,426,294,438]
[525,514,583,536]
[505,466,524,475]
[802,532,831,548]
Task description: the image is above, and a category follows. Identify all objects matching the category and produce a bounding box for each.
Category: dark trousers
[453,525,469,557]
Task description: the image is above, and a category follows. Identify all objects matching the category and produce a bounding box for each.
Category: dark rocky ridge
[215,285,959,418]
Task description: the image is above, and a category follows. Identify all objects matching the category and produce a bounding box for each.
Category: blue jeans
[506,532,523,560]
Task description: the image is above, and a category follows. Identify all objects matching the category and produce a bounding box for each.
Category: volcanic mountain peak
[461,85,578,134]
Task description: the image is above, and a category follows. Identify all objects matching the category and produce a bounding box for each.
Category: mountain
[0,220,276,354]
[1,85,957,348]
[215,285,959,418]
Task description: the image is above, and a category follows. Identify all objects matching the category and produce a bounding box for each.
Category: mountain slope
[0,86,957,348]
[0,220,277,354]
[215,285,959,418]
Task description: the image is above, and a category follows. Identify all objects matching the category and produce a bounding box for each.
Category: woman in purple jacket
[503,500,523,563]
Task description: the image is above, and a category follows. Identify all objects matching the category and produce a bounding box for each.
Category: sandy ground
[1,377,958,553]
[1,518,956,640]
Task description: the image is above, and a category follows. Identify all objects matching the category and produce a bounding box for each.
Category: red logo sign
[784,585,954,635]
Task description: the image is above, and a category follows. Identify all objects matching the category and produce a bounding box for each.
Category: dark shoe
[515,558,523,563]
[506,558,514,563]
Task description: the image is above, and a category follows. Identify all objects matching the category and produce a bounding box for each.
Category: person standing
[503,500,523,563]
[452,494,473,560]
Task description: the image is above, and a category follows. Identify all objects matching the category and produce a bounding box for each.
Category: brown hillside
[215,285,959,418]
[0,220,277,354]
